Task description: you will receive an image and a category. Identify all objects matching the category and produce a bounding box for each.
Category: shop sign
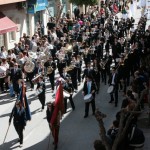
[27,0,48,14]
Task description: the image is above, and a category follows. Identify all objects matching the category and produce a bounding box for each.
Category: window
[0,34,4,47]
[9,31,16,42]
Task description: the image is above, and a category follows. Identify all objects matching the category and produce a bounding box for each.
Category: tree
[95,87,149,150]
[69,0,98,6]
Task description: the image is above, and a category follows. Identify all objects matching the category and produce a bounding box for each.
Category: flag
[18,83,31,121]
[113,4,119,13]
[50,82,64,125]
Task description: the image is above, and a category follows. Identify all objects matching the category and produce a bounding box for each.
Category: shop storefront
[27,0,49,35]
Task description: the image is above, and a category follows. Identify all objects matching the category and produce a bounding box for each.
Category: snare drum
[84,94,93,103]
[63,90,70,98]
[107,85,114,94]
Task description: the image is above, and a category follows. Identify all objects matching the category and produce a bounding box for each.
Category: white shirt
[111,73,116,85]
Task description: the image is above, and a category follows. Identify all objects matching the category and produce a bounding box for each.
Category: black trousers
[110,88,118,105]
[48,74,55,90]
[85,98,95,116]
[38,93,45,109]
[14,123,24,144]
[0,77,9,92]
[27,73,34,89]
[64,95,75,113]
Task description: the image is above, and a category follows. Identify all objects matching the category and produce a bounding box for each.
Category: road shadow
[23,134,53,150]
[0,138,19,150]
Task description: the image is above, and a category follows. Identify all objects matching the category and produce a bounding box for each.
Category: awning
[0,12,17,34]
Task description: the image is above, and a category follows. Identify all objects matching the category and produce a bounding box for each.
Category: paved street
[0,6,150,150]
[0,68,122,150]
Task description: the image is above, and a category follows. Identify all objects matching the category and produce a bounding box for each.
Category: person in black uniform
[82,63,95,82]
[63,77,75,113]
[36,76,46,110]
[100,58,107,85]
[44,57,56,92]
[82,76,96,118]
[93,59,101,93]
[9,63,23,97]
[9,101,27,147]
[108,67,119,107]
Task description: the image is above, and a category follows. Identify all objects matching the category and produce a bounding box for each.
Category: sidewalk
[137,105,150,150]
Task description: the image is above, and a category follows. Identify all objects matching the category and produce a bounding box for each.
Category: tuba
[47,66,54,75]
[24,59,35,73]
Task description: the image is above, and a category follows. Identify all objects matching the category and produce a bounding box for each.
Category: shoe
[72,108,75,111]
[109,100,114,103]
[18,139,20,143]
[115,104,117,107]
[54,144,57,150]
[92,113,95,116]
[20,144,23,147]
[84,115,88,118]
[11,94,15,97]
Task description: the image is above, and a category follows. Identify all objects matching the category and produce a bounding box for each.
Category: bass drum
[0,66,7,78]
[24,60,35,73]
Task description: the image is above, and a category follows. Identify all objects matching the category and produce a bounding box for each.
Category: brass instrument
[47,66,54,75]
[24,59,35,73]
[64,44,73,54]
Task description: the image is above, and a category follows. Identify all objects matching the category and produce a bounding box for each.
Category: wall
[0,3,27,49]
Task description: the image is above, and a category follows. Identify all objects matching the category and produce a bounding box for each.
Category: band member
[108,67,119,107]
[61,67,71,80]
[63,77,75,113]
[26,71,34,91]
[44,56,56,92]
[9,63,23,96]
[82,76,96,118]
[36,76,46,110]
[9,101,27,147]
[82,62,95,82]
[46,102,61,150]
[93,59,100,94]
[100,58,107,85]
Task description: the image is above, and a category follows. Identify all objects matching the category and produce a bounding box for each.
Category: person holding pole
[9,101,27,147]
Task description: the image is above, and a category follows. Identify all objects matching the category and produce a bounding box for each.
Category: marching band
[0,2,150,149]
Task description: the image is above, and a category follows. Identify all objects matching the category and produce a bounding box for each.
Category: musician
[9,101,27,147]
[57,58,67,75]
[111,38,122,66]
[75,55,82,85]
[82,76,96,118]
[44,56,56,92]
[63,77,75,113]
[108,67,119,107]
[83,47,91,68]
[100,58,107,85]
[26,71,35,91]
[61,67,71,79]
[82,62,95,82]
[93,59,101,93]
[36,76,46,110]
[8,63,23,96]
